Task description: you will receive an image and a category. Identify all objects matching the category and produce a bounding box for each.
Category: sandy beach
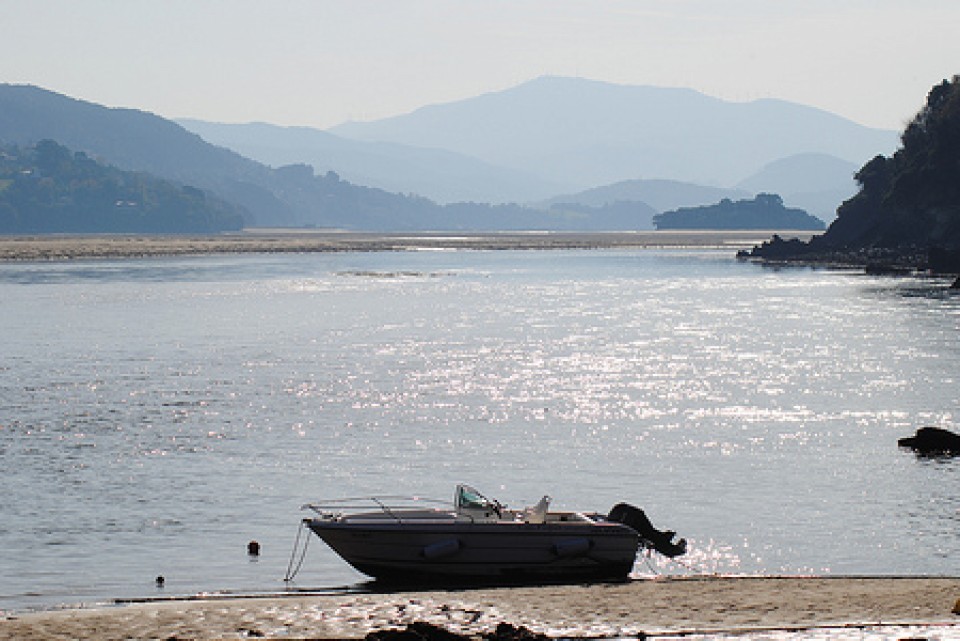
[2,577,958,640]
[0,230,813,261]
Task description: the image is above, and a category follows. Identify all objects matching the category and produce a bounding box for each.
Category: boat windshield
[455,484,498,513]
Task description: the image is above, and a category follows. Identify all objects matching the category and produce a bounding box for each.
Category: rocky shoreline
[737,235,960,286]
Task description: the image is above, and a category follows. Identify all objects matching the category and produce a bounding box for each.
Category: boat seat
[522,495,550,524]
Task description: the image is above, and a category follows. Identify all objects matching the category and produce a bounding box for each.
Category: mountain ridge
[329,76,898,189]
[0,80,893,233]
[176,119,563,204]
[0,84,661,231]
[537,178,750,212]
[736,153,859,223]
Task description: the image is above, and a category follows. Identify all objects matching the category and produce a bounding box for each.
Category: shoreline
[3,576,959,640]
[0,230,815,261]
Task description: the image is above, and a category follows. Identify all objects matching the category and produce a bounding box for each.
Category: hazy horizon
[1,1,957,131]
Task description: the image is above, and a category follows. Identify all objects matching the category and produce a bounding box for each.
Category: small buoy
[155,575,165,588]
[248,540,261,556]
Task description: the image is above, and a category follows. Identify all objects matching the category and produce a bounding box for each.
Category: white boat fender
[553,537,592,557]
[422,538,461,559]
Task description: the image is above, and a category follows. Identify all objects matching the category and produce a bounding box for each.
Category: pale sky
[2,1,957,131]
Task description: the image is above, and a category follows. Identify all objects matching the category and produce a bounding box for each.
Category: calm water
[1,248,958,612]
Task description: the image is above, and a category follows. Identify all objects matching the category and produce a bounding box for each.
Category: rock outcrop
[741,76,960,273]
[898,426,960,455]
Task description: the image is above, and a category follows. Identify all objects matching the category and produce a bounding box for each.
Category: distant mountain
[736,153,859,223]
[534,179,749,229]
[544,200,659,230]
[178,112,861,226]
[539,178,750,212]
[539,159,855,228]
[654,194,825,231]
[0,81,899,234]
[176,120,563,204]
[0,84,660,232]
[0,84,491,230]
[331,76,899,189]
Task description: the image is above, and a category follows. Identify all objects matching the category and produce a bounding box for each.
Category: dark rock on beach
[485,622,553,641]
[365,621,556,641]
[366,621,468,641]
[898,426,960,455]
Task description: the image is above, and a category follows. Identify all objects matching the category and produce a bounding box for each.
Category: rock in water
[898,426,960,455]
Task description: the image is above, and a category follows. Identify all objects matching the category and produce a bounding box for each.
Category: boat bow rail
[303,495,455,524]
[302,490,600,526]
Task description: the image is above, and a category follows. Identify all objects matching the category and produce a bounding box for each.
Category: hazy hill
[539,179,750,212]
[0,84,456,230]
[177,120,563,204]
[0,82,895,234]
[0,84,654,231]
[543,200,659,230]
[534,179,747,229]
[654,194,825,231]
[736,153,859,223]
[542,155,856,227]
[331,76,899,189]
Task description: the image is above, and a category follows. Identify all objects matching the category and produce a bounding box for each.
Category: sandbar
[2,576,958,640]
[0,230,814,261]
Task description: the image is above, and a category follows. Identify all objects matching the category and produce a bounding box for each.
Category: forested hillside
[744,76,960,271]
[0,140,244,233]
[654,194,825,231]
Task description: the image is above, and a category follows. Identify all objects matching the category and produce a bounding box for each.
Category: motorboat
[301,484,686,585]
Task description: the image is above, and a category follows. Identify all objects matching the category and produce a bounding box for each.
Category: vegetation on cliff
[744,75,960,271]
[0,140,245,233]
[653,193,825,230]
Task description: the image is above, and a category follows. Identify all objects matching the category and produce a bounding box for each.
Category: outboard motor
[607,503,687,558]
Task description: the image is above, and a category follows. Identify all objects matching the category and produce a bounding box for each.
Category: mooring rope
[283,521,311,583]
[640,547,662,576]
[638,540,703,576]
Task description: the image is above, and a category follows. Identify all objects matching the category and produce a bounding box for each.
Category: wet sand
[0,230,812,261]
[2,577,958,640]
